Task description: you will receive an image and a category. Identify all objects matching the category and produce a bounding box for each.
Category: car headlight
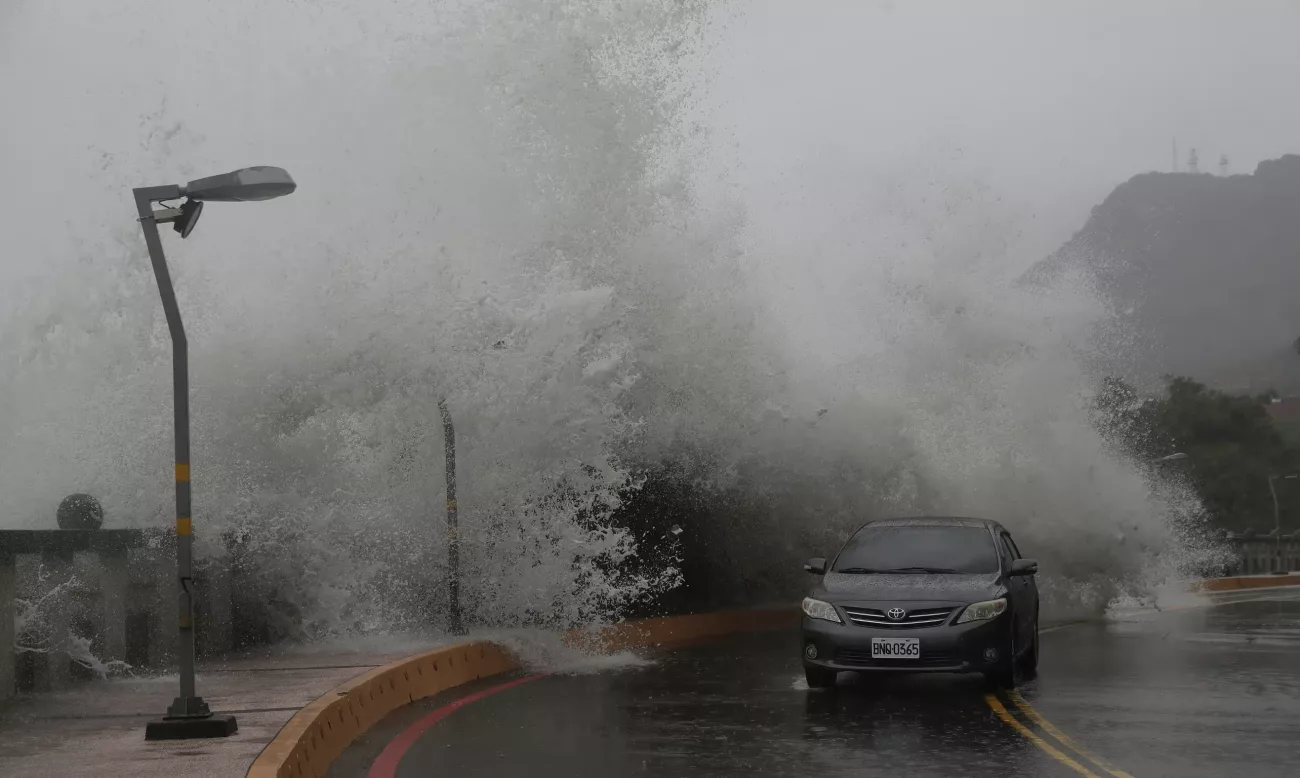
[956,597,1008,624]
[802,597,842,624]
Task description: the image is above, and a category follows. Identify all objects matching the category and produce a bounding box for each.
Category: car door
[998,532,1032,648]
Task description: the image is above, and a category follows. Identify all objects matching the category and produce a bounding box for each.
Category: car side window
[1007,534,1023,558]
[999,534,1020,561]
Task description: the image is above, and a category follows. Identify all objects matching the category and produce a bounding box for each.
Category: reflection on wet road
[331,590,1300,778]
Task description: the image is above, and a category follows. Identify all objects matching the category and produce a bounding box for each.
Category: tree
[1156,378,1299,529]
[1094,376,1300,531]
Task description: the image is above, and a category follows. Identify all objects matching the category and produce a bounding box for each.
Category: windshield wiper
[880,566,961,574]
[832,567,892,574]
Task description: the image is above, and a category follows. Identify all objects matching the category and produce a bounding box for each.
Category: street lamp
[134,166,296,740]
[1268,473,1298,575]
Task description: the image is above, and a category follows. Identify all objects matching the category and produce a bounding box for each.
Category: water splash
[0,0,1214,645]
[14,570,132,679]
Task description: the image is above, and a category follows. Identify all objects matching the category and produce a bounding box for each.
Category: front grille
[834,647,962,668]
[841,606,956,629]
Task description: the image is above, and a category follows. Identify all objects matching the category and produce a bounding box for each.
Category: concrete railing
[1,525,237,702]
[2,528,144,699]
[1221,532,1300,575]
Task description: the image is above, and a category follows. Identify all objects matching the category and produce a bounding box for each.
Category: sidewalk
[0,647,432,778]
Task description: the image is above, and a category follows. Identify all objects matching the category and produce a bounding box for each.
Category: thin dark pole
[438,398,463,634]
[1270,475,1283,574]
[133,186,213,721]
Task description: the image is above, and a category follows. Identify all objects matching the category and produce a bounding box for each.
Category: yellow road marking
[1008,692,1137,778]
[984,694,1101,778]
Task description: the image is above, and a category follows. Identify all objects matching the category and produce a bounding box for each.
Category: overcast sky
[705,0,1300,260]
[3,0,1299,281]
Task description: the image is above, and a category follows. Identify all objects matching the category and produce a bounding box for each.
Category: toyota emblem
[887,607,906,621]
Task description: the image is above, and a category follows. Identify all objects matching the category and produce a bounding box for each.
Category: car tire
[805,666,837,689]
[985,633,1018,689]
[1020,617,1040,679]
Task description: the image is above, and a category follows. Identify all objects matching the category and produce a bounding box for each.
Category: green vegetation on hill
[1094,376,1300,533]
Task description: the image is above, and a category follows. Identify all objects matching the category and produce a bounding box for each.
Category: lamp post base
[145,713,238,740]
[145,697,237,740]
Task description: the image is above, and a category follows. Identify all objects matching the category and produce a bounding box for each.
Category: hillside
[1028,154,1300,394]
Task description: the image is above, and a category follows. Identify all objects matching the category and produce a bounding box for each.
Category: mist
[3,0,1285,636]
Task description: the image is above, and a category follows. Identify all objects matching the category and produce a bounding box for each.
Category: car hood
[812,572,1005,604]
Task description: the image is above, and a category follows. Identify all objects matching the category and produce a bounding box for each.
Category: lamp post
[1268,473,1298,575]
[134,167,296,740]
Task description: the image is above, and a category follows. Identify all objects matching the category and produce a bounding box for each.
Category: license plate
[871,637,920,659]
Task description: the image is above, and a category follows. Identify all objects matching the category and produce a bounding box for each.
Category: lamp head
[183,166,296,202]
[174,198,204,238]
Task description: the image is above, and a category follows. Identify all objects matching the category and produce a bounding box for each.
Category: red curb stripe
[367,674,545,778]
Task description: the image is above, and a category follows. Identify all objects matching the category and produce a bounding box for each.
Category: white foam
[480,628,655,675]
[0,0,1219,641]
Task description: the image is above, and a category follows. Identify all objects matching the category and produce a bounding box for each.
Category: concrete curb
[245,642,517,778]
[245,606,797,778]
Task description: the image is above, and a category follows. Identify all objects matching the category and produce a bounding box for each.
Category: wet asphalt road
[331,589,1300,778]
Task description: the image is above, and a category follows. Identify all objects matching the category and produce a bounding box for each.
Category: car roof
[856,516,1007,532]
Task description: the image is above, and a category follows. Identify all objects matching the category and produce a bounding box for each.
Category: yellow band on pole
[177,516,192,536]
[176,463,190,482]
[447,500,457,511]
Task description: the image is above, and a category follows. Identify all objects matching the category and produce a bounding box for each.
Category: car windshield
[832,526,1000,575]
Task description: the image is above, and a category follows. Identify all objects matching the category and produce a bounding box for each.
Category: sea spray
[0,1,1214,648]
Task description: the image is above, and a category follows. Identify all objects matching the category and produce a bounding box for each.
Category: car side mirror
[1008,559,1038,577]
[804,557,827,575]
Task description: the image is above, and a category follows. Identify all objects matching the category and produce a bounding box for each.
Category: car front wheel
[984,632,1018,689]
[805,666,837,689]
[1020,617,1040,678]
